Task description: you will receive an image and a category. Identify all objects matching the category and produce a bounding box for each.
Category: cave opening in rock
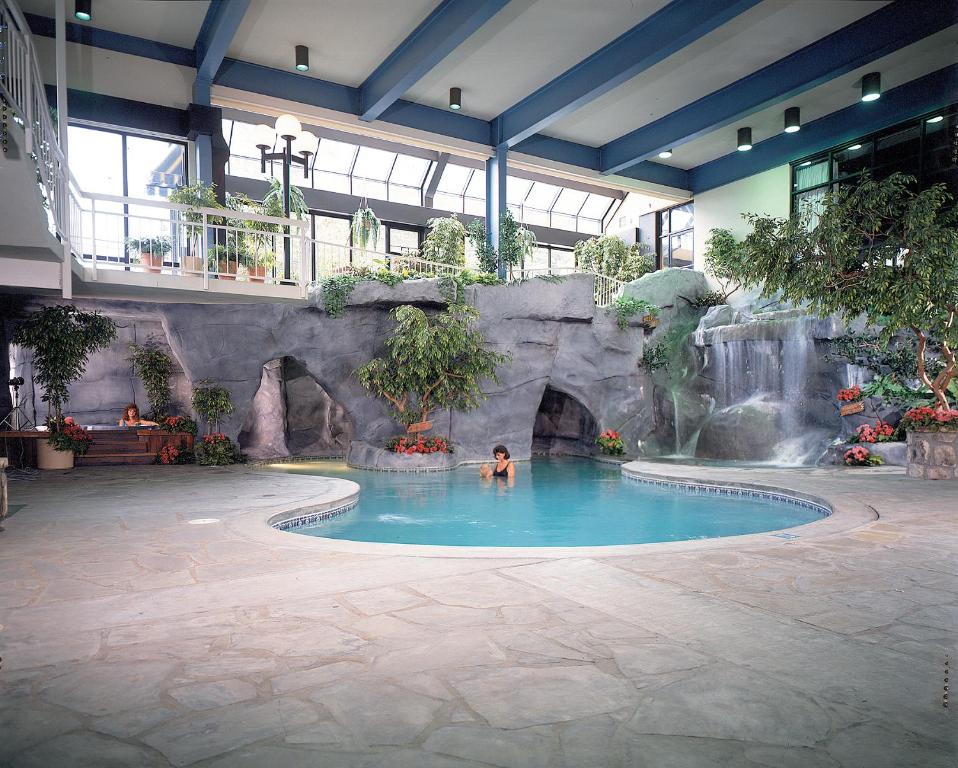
[239,357,354,460]
[532,386,598,456]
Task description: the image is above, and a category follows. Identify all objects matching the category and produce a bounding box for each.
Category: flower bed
[902,407,958,480]
[844,446,883,467]
[385,435,453,455]
[848,420,896,444]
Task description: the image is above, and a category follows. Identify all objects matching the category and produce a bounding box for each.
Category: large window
[657,201,694,269]
[68,124,187,262]
[790,105,957,215]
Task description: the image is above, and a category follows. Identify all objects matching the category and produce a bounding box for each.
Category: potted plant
[351,203,381,251]
[421,214,467,267]
[194,432,243,465]
[836,386,864,417]
[596,429,625,455]
[900,406,958,479]
[191,381,234,435]
[355,303,509,434]
[207,245,239,280]
[466,210,537,277]
[126,236,172,274]
[11,305,117,469]
[169,181,222,273]
[127,337,176,418]
[240,248,276,282]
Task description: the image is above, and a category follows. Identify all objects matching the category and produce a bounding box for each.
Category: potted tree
[421,214,467,268]
[706,172,957,478]
[207,244,239,280]
[355,303,509,436]
[191,381,241,465]
[12,305,117,469]
[169,181,222,274]
[126,236,172,274]
[127,336,176,418]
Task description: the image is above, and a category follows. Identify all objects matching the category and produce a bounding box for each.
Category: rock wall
[3,275,656,463]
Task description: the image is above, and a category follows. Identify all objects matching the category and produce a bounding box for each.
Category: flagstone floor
[0,462,954,767]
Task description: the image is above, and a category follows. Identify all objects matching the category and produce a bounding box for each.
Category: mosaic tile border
[622,470,832,518]
[271,499,358,531]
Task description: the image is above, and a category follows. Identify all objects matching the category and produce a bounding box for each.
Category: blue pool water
[268,458,826,547]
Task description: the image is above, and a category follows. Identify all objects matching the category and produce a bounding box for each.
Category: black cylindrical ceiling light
[449,87,462,111]
[74,0,91,20]
[658,148,673,158]
[295,45,309,72]
[784,106,801,133]
[861,72,881,102]
[737,127,752,151]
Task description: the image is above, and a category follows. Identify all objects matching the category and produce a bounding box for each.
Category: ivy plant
[127,337,176,418]
[355,303,510,428]
[710,172,958,409]
[191,381,234,435]
[12,305,117,424]
[607,296,659,330]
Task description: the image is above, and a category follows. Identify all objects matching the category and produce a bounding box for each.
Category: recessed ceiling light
[861,72,881,102]
[784,107,801,134]
[658,149,673,158]
[848,144,862,151]
[449,87,462,111]
[737,127,752,152]
[74,0,91,20]
[295,45,309,72]
[799,160,812,167]
[927,115,944,124]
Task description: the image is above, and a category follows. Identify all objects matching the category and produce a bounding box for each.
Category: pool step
[76,451,157,466]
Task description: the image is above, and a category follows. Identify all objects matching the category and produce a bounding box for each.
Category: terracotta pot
[218,259,236,280]
[247,264,268,283]
[140,251,164,274]
[181,255,204,275]
[37,439,74,470]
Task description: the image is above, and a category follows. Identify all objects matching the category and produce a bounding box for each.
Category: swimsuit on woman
[492,462,510,478]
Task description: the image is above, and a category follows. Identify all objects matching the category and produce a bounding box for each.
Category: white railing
[510,266,625,307]
[0,0,70,239]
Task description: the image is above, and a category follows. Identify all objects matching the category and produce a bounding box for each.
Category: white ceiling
[17,0,210,49]
[548,0,887,146]
[228,0,444,88]
[404,0,673,120]
[658,26,958,170]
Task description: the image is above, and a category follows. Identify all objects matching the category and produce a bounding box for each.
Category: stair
[75,429,157,466]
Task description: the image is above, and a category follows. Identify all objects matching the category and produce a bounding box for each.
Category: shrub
[157,444,194,465]
[836,386,862,402]
[844,446,883,466]
[848,420,896,444]
[596,429,625,455]
[385,435,453,454]
[191,382,234,435]
[607,296,659,330]
[900,406,958,432]
[160,415,198,436]
[194,433,243,466]
[574,235,654,283]
[47,418,93,455]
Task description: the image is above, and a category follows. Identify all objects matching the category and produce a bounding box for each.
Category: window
[790,105,957,213]
[657,201,694,269]
[68,124,187,262]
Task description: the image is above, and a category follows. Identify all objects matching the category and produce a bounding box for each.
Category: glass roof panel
[352,146,396,181]
[523,181,560,210]
[437,164,471,194]
[465,169,485,199]
[389,154,430,187]
[579,194,614,219]
[315,138,358,173]
[551,188,588,215]
[506,177,532,205]
[230,120,270,157]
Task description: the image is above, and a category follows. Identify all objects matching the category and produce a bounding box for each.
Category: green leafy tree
[355,304,509,428]
[574,235,654,282]
[702,228,744,300]
[191,381,234,434]
[466,210,537,275]
[421,214,467,267]
[710,173,958,409]
[127,337,176,418]
[12,305,117,423]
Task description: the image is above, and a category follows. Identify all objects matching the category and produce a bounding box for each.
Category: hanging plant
[351,204,382,250]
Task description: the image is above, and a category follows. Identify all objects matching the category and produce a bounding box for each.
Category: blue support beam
[360,0,511,122]
[601,0,958,175]
[486,144,508,278]
[493,0,763,148]
[688,65,958,194]
[193,0,251,103]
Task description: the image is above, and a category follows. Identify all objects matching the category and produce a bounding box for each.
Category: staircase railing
[0,0,70,240]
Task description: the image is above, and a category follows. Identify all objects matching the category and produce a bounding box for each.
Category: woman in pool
[480,444,515,480]
[118,403,158,428]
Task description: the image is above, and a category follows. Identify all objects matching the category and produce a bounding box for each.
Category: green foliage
[702,228,744,299]
[608,296,659,330]
[859,374,926,407]
[574,235,654,282]
[641,342,669,374]
[127,337,176,418]
[320,274,361,318]
[709,173,958,408]
[12,305,117,421]
[169,181,222,226]
[827,331,942,384]
[194,434,243,466]
[642,321,699,381]
[351,206,382,250]
[262,177,309,219]
[355,304,510,427]
[685,290,728,309]
[126,236,172,257]
[437,269,503,303]
[421,214,467,267]
[191,381,234,435]
[466,211,536,274]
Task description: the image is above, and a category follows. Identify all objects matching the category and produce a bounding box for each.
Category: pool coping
[225,459,879,559]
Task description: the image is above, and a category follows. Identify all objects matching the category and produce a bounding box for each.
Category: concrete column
[485,143,508,278]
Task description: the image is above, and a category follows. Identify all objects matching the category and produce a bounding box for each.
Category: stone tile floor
[0,463,955,767]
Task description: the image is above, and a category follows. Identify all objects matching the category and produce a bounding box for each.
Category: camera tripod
[0,378,34,431]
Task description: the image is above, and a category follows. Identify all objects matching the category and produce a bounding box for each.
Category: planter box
[906,430,957,480]
[347,440,458,472]
[37,439,74,470]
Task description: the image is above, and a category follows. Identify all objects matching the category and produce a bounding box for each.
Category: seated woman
[118,403,158,428]
[479,444,515,480]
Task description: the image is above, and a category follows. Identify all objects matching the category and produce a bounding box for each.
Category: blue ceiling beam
[24,12,195,67]
[688,65,958,194]
[193,0,251,102]
[493,0,763,148]
[601,0,958,175]
[359,0,512,122]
